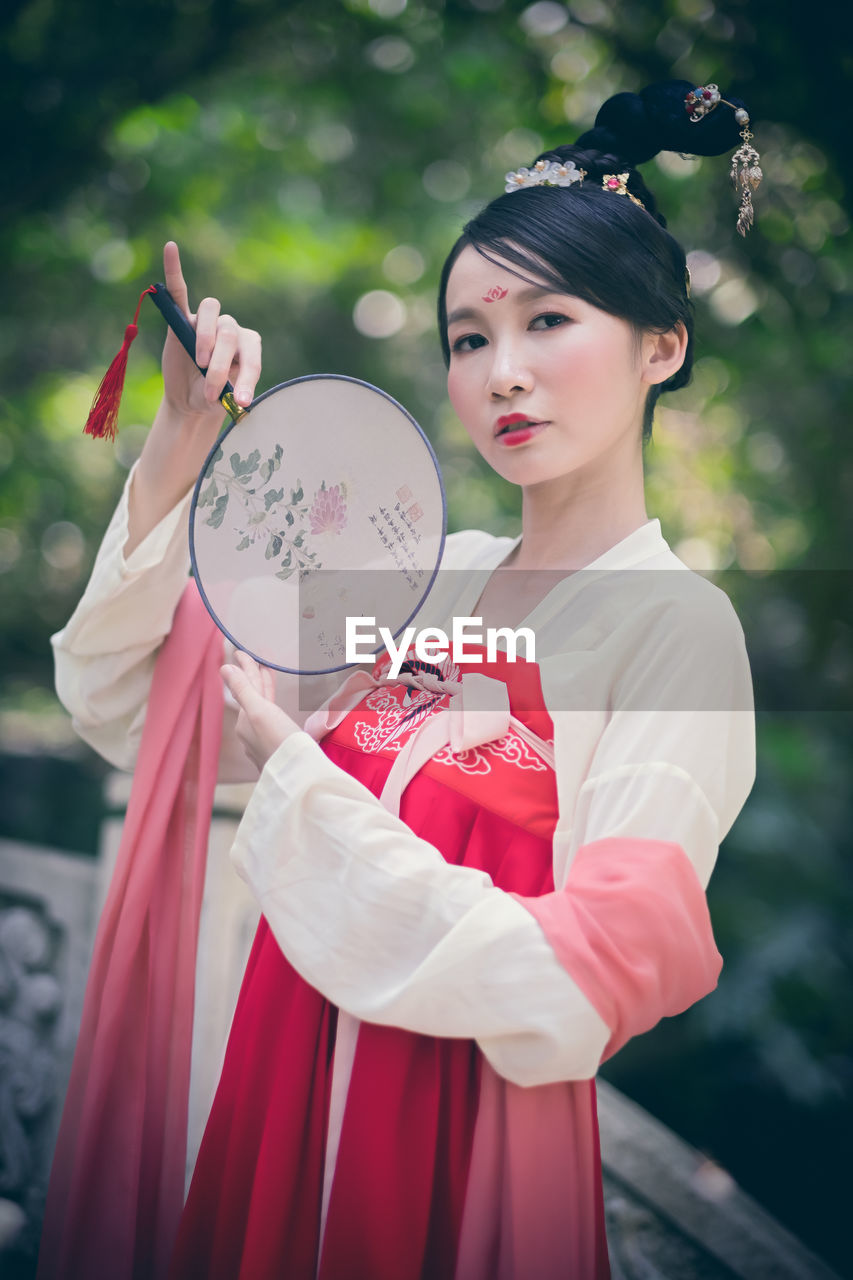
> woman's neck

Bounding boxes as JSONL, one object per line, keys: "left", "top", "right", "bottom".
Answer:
{"left": 511, "top": 453, "right": 649, "bottom": 572}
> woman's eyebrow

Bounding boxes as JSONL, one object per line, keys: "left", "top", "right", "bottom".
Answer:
{"left": 446, "top": 285, "right": 564, "bottom": 327}
{"left": 445, "top": 305, "right": 481, "bottom": 327}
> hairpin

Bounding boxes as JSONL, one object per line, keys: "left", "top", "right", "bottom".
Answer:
{"left": 505, "top": 157, "right": 652, "bottom": 214}
{"left": 601, "top": 173, "right": 645, "bottom": 209}
{"left": 504, "top": 158, "right": 585, "bottom": 192}
{"left": 685, "top": 84, "right": 762, "bottom": 235}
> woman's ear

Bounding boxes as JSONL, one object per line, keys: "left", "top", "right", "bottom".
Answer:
{"left": 641, "top": 322, "right": 688, "bottom": 387}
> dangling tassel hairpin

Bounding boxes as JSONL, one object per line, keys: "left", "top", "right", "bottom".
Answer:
{"left": 685, "top": 84, "right": 762, "bottom": 236}
{"left": 729, "top": 117, "right": 762, "bottom": 237}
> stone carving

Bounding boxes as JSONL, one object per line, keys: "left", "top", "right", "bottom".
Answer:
{"left": 0, "top": 900, "right": 64, "bottom": 1272}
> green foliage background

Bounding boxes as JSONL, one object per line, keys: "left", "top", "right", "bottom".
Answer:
{"left": 1, "top": 0, "right": 850, "bottom": 1273}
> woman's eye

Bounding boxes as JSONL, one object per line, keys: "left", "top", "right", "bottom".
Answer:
{"left": 451, "top": 333, "right": 487, "bottom": 354}
{"left": 530, "top": 312, "right": 569, "bottom": 330}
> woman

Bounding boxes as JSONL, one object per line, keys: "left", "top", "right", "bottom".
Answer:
{"left": 46, "top": 80, "right": 756, "bottom": 1279}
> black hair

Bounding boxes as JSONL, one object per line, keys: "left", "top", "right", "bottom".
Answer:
{"left": 438, "top": 79, "right": 749, "bottom": 441}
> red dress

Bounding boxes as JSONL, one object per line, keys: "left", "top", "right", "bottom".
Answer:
{"left": 170, "top": 650, "right": 611, "bottom": 1279}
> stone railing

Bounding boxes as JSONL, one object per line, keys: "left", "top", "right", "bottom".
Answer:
{"left": 0, "top": 776, "right": 843, "bottom": 1280}
{"left": 599, "top": 1082, "right": 839, "bottom": 1280}
{"left": 0, "top": 837, "right": 99, "bottom": 1274}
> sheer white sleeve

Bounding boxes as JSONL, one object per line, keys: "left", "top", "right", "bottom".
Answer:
{"left": 230, "top": 729, "right": 611, "bottom": 1086}
{"left": 51, "top": 464, "right": 195, "bottom": 772}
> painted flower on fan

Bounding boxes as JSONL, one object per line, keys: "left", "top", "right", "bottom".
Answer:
{"left": 504, "top": 159, "right": 584, "bottom": 193}
{"left": 309, "top": 483, "right": 348, "bottom": 535}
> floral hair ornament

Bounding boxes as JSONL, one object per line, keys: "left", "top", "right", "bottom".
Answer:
{"left": 505, "top": 156, "right": 648, "bottom": 210}
{"left": 685, "top": 83, "right": 762, "bottom": 236}
{"left": 602, "top": 173, "right": 645, "bottom": 209}
{"left": 504, "top": 157, "right": 586, "bottom": 192}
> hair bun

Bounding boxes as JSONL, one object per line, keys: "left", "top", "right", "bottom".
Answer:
{"left": 576, "top": 79, "right": 749, "bottom": 167}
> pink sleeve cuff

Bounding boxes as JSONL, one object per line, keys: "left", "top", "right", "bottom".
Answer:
{"left": 511, "top": 836, "right": 722, "bottom": 1062}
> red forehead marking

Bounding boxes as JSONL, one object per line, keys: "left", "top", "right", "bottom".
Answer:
{"left": 482, "top": 285, "right": 508, "bottom": 302}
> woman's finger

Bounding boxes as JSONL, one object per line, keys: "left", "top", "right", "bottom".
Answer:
{"left": 233, "top": 328, "right": 262, "bottom": 407}
{"left": 258, "top": 662, "right": 276, "bottom": 702}
{"left": 240, "top": 655, "right": 276, "bottom": 703}
{"left": 204, "top": 313, "right": 241, "bottom": 403}
{"left": 163, "top": 240, "right": 191, "bottom": 316}
{"left": 234, "top": 649, "right": 267, "bottom": 697}
{"left": 194, "top": 297, "right": 222, "bottom": 371}
{"left": 221, "top": 663, "right": 261, "bottom": 712}
{"left": 220, "top": 663, "right": 242, "bottom": 702}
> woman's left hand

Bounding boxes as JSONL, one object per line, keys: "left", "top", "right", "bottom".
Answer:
{"left": 221, "top": 650, "right": 301, "bottom": 772}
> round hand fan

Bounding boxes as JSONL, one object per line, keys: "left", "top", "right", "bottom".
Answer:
{"left": 150, "top": 284, "right": 447, "bottom": 675}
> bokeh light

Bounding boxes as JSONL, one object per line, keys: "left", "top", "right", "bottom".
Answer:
{"left": 709, "top": 277, "right": 760, "bottom": 326}
{"left": 353, "top": 290, "right": 407, "bottom": 338}
{"left": 382, "top": 244, "right": 426, "bottom": 285}
{"left": 41, "top": 522, "right": 85, "bottom": 574}
{"left": 422, "top": 160, "right": 471, "bottom": 202}
{"left": 366, "top": 37, "right": 415, "bottom": 74}
{"left": 519, "top": 2, "right": 570, "bottom": 36}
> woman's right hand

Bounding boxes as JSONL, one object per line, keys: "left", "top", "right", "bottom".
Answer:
{"left": 124, "top": 241, "right": 264, "bottom": 558}
{"left": 161, "top": 240, "right": 262, "bottom": 419}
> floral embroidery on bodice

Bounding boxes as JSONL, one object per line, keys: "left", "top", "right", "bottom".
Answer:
{"left": 339, "top": 643, "right": 554, "bottom": 782}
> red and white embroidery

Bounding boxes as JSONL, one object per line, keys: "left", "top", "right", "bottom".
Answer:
{"left": 432, "top": 730, "right": 549, "bottom": 775}
{"left": 348, "top": 644, "right": 551, "bottom": 774}
{"left": 353, "top": 684, "right": 449, "bottom": 755}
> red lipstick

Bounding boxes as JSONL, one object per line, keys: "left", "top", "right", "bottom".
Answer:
{"left": 494, "top": 413, "right": 547, "bottom": 446}
{"left": 495, "top": 413, "right": 532, "bottom": 433}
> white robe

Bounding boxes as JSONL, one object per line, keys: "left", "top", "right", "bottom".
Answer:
{"left": 52, "top": 461, "right": 755, "bottom": 1095}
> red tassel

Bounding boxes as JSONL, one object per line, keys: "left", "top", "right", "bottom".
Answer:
{"left": 84, "top": 286, "right": 155, "bottom": 441}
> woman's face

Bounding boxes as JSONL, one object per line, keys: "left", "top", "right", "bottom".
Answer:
{"left": 445, "top": 245, "right": 658, "bottom": 493}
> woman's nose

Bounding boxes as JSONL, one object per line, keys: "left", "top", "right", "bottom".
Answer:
{"left": 486, "top": 342, "right": 533, "bottom": 399}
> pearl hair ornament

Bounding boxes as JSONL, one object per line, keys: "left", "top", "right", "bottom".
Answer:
{"left": 685, "top": 83, "right": 762, "bottom": 236}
